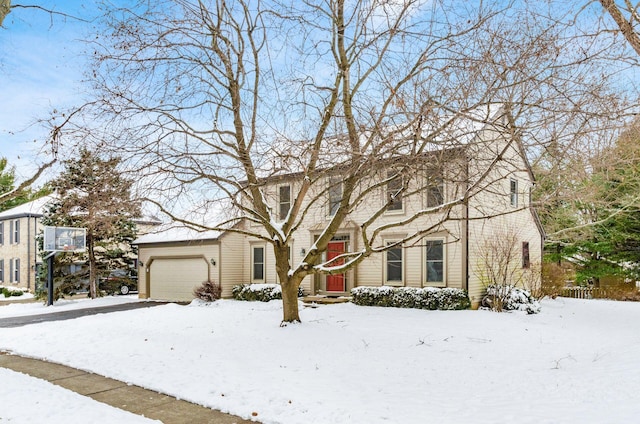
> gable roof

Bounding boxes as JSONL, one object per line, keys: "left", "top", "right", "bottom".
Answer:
{"left": 0, "top": 195, "right": 54, "bottom": 220}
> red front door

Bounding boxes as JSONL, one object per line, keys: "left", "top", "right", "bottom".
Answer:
{"left": 326, "top": 241, "right": 346, "bottom": 292}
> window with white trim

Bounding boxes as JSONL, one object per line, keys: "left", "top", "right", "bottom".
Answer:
{"left": 385, "top": 241, "right": 403, "bottom": 284}
{"left": 386, "top": 170, "right": 403, "bottom": 212}
{"left": 328, "top": 176, "right": 343, "bottom": 216}
{"left": 510, "top": 179, "right": 518, "bottom": 207}
{"left": 9, "top": 219, "right": 19, "bottom": 244}
{"left": 0, "top": 259, "right": 4, "bottom": 283}
{"left": 278, "top": 185, "right": 291, "bottom": 221}
{"left": 10, "top": 258, "right": 20, "bottom": 283}
{"left": 426, "top": 171, "right": 444, "bottom": 208}
{"left": 0, "top": 222, "right": 4, "bottom": 245}
{"left": 252, "top": 245, "right": 265, "bottom": 282}
{"left": 425, "top": 239, "right": 445, "bottom": 285}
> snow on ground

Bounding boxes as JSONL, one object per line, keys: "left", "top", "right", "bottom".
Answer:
{"left": 1, "top": 297, "right": 640, "bottom": 423}
{"left": 0, "top": 295, "right": 142, "bottom": 318}
{"left": 0, "top": 368, "right": 160, "bottom": 423}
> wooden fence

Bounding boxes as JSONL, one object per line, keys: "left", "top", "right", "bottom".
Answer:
{"left": 560, "top": 286, "right": 602, "bottom": 299}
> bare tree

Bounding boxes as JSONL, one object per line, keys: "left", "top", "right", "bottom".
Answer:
{"left": 78, "top": 0, "right": 634, "bottom": 323}
{"left": 599, "top": 0, "right": 640, "bottom": 57}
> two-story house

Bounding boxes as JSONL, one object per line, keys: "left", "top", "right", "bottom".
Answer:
{"left": 0, "top": 196, "right": 52, "bottom": 290}
{"left": 134, "top": 106, "right": 544, "bottom": 307}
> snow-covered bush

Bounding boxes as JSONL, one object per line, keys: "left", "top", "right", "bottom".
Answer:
{"left": 482, "top": 284, "right": 541, "bottom": 314}
{"left": 232, "top": 283, "right": 304, "bottom": 302}
{"left": 351, "top": 286, "right": 470, "bottom": 310}
{"left": 193, "top": 280, "right": 222, "bottom": 302}
{"left": 1, "top": 287, "right": 25, "bottom": 298}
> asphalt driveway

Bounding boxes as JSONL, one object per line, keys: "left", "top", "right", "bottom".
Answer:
{"left": 0, "top": 301, "right": 171, "bottom": 328}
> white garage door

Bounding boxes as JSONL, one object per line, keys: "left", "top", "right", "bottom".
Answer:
{"left": 150, "top": 258, "right": 208, "bottom": 302}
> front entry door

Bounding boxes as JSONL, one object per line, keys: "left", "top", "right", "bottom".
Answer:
{"left": 326, "top": 241, "right": 346, "bottom": 292}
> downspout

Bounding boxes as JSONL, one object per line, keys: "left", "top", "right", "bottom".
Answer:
{"left": 27, "top": 215, "right": 31, "bottom": 290}
{"left": 464, "top": 157, "right": 470, "bottom": 293}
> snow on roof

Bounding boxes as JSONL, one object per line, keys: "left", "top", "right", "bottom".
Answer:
{"left": 0, "top": 195, "right": 55, "bottom": 219}
{"left": 133, "top": 224, "right": 222, "bottom": 244}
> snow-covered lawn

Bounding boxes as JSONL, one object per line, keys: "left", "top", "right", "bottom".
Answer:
{"left": 1, "top": 297, "right": 639, "bottom": 423}
{"left": 0, "top": 294, "right": 142, "bottom": 318}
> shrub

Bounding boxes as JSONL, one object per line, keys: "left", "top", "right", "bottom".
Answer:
{"left": 541, "top": 262, "right": 572, "bottom": 299}
{"left": 351, "top": 286, "right": 470, "bottom": 310}
{"left": 482, "top": 284, "right": 541, "bottom": 314}
{"left": 1, "top": 287, "right": 25, "bottom": 298}
{"left": 193, "top": 280, "right": 222, "bottom": 302}
{"left": 232, "top": 283, "right": 304, "bottom": 302}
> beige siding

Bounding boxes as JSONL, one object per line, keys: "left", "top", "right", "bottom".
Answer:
{"left": 0, "top": 216, "right": 42, "bottom": 291}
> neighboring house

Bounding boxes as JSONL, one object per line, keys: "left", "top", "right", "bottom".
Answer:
{"left": 0, "top": 196, "right": 52, "bottom": 290}
{"left": 135, "top": 106, "right": 545, "bottom": 307}
{"left": 0, "top": 195, "right": 161, "bottom": 291}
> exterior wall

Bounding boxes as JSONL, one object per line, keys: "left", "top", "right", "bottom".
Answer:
{"left": 241, "top": 157, "right": 470, "bottom": 295}
{"left": 0, "top": 215, "right": 42, "bottom": 291}
{"left": 466, "top": 125, "right": 543, "bottom": 307}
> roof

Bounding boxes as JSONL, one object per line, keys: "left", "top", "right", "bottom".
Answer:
{"left": 0, "top": 194, "right": 163, "bottom": 227}
{"left": 249, "top": 103, "right": 506, "bottom": 182}
{"left": 133, "top": 224, "right": 222, "bottom": 244}
{"left": 0, "top": 195, "right": 54, "bottom": 219}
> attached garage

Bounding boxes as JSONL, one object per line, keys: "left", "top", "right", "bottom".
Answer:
{"left": 148, "top": 256, "right": 209, "bottom": 302}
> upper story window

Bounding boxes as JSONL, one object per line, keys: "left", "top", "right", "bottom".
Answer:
{"left": 328, "top": 176, "right": 343, "bottom": 216}
{"left": 426, "top": 171, "right": 444, "bottom": 208}
{"left": 0, "top": 222, "right": 3, "bottom": 245}
{"left": 386, "top": 170, "right": 403, "bottom": 212}
{"left": 9, "top": 219, "right": 19, "bottom": 244}
{"left": 278, "top": 185, "right": 291, "bottom": 221}
{"left": 510, "top": 179, "right": 518, "bottom": 208}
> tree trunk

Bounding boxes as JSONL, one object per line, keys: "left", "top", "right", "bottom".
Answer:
{"left": 280, "top": 277, "right": 301, "bottom": 325}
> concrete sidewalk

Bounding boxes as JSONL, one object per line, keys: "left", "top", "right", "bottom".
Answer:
{"left": 0, "top": 352, "right": 256, "bottom": 424}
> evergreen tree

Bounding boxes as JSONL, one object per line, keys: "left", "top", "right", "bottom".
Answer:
{"left": 0, "top": 157, "right": 50, "bottom": 212}
{"left": 43, "top": 149, "right": 141, "bottom": 298}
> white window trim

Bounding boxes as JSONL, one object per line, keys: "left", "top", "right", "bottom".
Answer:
{"left": 384, "top": 239, "right": 404, "bottom": 286}
{"left": 327, "top": 176, "right": 343, "bottom": 217}
{"left": 385, "top": 172, "right": 405, "bottom": 214}
{"left": 278, "top": 184, "right": 292, "bottom": 222}
{"left": 426, "top": 171, "right": 445, "bottom": 208}
{"left": 424, "top": 237, "right": 446, "bottom": 287}
{"left": 510, "top": 178, "right": 518, "bottom": 208}
{"left": 251, "top": 244, "right": 266, "bottom": 282}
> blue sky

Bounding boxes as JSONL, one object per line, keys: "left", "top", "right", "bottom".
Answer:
{"left": 0, "top": 1, "right": 98, "bottom": 181}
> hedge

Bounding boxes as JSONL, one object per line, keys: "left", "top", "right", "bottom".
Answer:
{"left": 351, "top": 286, "right": 471, "bottom": 310}
{"left": 232, "top": 283, "right": 304, "bottom": 302}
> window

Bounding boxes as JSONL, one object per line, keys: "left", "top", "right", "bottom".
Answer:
{"left": 386, "top": 241, "right": 403, "bottom": 283}
{"left": 0, "top": 222, "right": 3, "bottom": 245}
{"left": 10, "top": 258, "right": 19, "bottom": 283}
{"left": 386, "top": 171, "right": 403, "bottom": 212}
{"left": 0, "top": 259, "right": 3, "bottom": 282}
{"left": 328, "top": 176, "right": 343, "bottom": 216}
{"left": 425, "top": 239, "right": 444, "bottom": 284}
{"left": 9, "top": 219, "right": 19, "bottom": 244}
{"left": 427, "top": 173, "right": 444, "bottom": 208}
{"left": 510, "top": 179, "right": 518, "bottom": 207}
{"left": 522, "top": 242, "right": 530, "bottom": 269}
{"left": 278, "top": 185, "right": 291, "bottom": 221}
{"left": 252, "top": 246, "right": 265, "bottom": 281}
